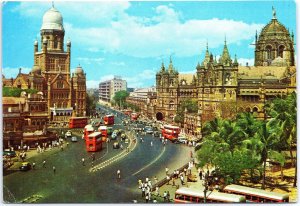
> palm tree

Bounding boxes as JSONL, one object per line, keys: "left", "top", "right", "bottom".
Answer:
{"left": 254, "top": 118, "right": 284, "bottom": 189}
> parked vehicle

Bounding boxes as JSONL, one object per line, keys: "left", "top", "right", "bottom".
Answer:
{"left": 71, "top": 136, "right": 78, "bottom": 142}
{"left": 19, "top": 162, "right": 31, "bottom": 171}
{"left": 145, "top": 126, "right": 153, "bottom": 134}
{"left": 65, "top": 131, "right": 72, "bottom": 138}
{"left": 3, "top": 150, "right": 16, "bottom": 157}
{"left": 178, "top": 135, "right": 188, "bottom": 144}
{"left": 113, "top": 142, "right": 120, "bottom": 149}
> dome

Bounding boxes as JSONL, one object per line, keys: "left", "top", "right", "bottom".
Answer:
{"left": 34, "top": 40, "right": 38, "bottom": 46}
{"left": 260, "top": 19, "right": 289, "bottom": 37}
{"left": 66, "top": 39, "right": 71, "bottom": 46}
{"left": 31, "top": 65, "right": 41, "bottom": 74}
{"left": 75, "top": 65, "right": 84, "bottom": 74}
{"left": 41, "top": 6, "right": 64, "bottom": 31}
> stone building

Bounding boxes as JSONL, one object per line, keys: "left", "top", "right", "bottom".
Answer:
{"left": 2, "top": 5, "right": 87, "bottom": 123}
{"left": 129, "top": 8, "right": 296, "bottom": 136}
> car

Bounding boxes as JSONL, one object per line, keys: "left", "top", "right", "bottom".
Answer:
{"left": 178, "top": 135, "right": 188, "bottom": 144}
{"left": 3, "top": 150, "right": 16, "bottom": 157}
{"left": 153, "top": 131, "right": 160, "bottom": 137}
{"left": 121, "top": 133, "right": 127, "bottom": 140}
{"left": 71, "top": 136, "right": 78, "bottom": 142}
{"left": 111, "top": 132, "right": 118, "bottom": 140}
{"left": 124, "top": 138, "right": 129, "bottom": 144}
{"left": 113, "top": 142, "right": 120, "bottom": 149}
{"left": 65, "top": 131, "right": 72, "bottom": 138}
{"left": 145, "top": 126, "right": 153, "bottom": 134}
{"left": 19, "top": 162, "right": 31, "bottom": 171}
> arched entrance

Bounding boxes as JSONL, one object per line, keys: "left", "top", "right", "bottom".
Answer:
{"left": 156, "top": 112, "right": 164, "bottom": 121}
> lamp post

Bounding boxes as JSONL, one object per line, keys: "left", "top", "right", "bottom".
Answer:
{"left": 202, "top": 173, "right": 208, "bottom": 203}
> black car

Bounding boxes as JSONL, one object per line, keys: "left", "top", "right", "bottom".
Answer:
{"left": 19, "top": 162, "right": 31, "bottom": 171}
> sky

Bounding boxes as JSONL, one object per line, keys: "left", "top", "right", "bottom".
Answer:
{"left": 2, "top": 1, "right": 297, "bottom": 89}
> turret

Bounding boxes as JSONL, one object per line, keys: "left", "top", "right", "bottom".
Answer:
{"left": 66, "top": 38, "right": 71, "bottom": 53}
{"left": 42, "top": 38, "right": 48, "bottom": 53}
{"left": 34, "top": 40, "right": 38, "bottom": 53}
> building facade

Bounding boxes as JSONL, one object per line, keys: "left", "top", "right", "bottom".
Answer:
{"left": 98, "top": 76, "right": 127, "bottom": 104}
{"left": 129, "top": 8, "right": 296, "bottom": 136}
{"left": 2, "top": 5, "right": 87, "bottom": 123}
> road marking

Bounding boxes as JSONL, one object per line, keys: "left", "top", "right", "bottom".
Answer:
{"left": 132, "top": 145, "right": 166, "bottom": 176}
{"left": 89, "top": 131, "right": 138, "bottom": 173}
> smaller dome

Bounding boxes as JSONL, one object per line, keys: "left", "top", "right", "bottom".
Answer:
{"left": 66, "top": 39, "right": 71, "bottom": 46}
{"left": 34, "top": 40, "right": 38, "bottom": 46}
{"left": 75, "top": 65, "right": 84, "bottom": 74}
{"left": 31, "top": 65, "right": 41, "bottom": 74}
{"left": 43, "top": 39, "right": 48, "bottom": 44}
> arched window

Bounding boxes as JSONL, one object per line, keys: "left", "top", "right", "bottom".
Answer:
{"left": 266, "top": 45, "right": 272, "bottom": 60}
{"left": 278, "top": 45, "right": 284, "bottom": 58}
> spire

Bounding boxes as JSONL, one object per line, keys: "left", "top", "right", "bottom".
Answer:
{"left": 168, "top": 55, "right": 174, "bottom": 73}
{"left": 272, "top": 6, "right": 277, "bottom": 20}
{"left": 255, "top": 30, "right": 258, "bottom": 43}
{"left": 160, "top": 61, "right": 165, "bottom": 72}
{"left": 220, "top": 36, "right": 232, "bottom": 66}
{"left": 291, "top": 31, "right": 294, "bottom": 43}
{"left": 234, "top": 54, "right": 238, "bottom": 64}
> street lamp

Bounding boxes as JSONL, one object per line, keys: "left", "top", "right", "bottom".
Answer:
{"left": 202, "top": 173, "right": 208, "bottom": 203}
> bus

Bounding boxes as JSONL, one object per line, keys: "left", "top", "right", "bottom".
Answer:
{"left": 86, "top": 132, "right": 102, "bottom": 152}
{"left": 131, "top": 112, "right": 139, "bottom": 121}
{"left": 162, "top": 125, "right": 180, "bottom": 141}
{"left": 174, "top": 187, "right": 246, "bottom": 203}
{"left": 223, "top": 184, "right": 289, "bottom": 203}
{"left": 98, "top": 126, "right": 108, "bottom": 142}
{"left": 69, "top": 117, "right": 88, "bottom": 128}
{"left": 103, "top": 115, "right": 114, "bottom": 125}
{"left": 84, "top": 124, "right": 94, "bottom": 140}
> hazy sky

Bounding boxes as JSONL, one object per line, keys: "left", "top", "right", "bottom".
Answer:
{"left": 2, "top": 1, "right": 296, "bottom": 88}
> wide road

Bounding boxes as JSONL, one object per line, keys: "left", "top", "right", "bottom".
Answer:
{"left": 3, "top": 107, "right": 192, "bottom": 203}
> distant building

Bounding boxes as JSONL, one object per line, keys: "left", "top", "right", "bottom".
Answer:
{"left": 127, "top": 88, "right": 134, "bottom": 93}
{"left": 98, "top": 76, "right": 127, "bottom": 104}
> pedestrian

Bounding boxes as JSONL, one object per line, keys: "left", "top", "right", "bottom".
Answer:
{"left": 154, "top": 176, "right": 158, "bottom": 184}
{"left": 190, "top": 151, "right": 193, "bottom": 158}
{"left": 61, "top": 145, "right": 64, "bottom": 151}
{"left": 180, "top": 175, "right": 184, "bottom": 185}
{"left": 200, "top": 170, "right": 203, "bottom": 180}
{"left": 163, "top": 191, "right": 167, "bottom": 202}
{"left": 155, "top": 186, "right": 159, "bottom": 196}
{"left": 150, "top": 141, "right": 153, "bottom": 147}
{"left": 167, "top": 191, "right": 170, "bottom": 202}
{"left": 145, "top": 193, "right": 149, "bottom": 203}
{"left": 82, "top": 158, "right": 85, "bottom": 166}
{"left": 142, "top": 186, "right": 146, "bottom": 197}
{"left": 184, "top": 168, "right": 187, "bottom": 176}
{"left": 126, "top": 147, "right": 129, "bottom": 152}
{"left": 165, "top": 167, "right": 169, "bottom": 175}
{"left": 172, "top": 177, "right": 175, "bottom": 187}
{"left": 43, "top": 160, "right": 46, "bottom": 168}
{"left": 117, "top": 169, "right": 121, "bottom": 179}
{"left": 153, "top": 198, "right": 157, "bottom": 203}
{"left": 53, "top": 166, "right": 56, "bottom": 174}
{"left": 166, "top": 175, "right": 170, "bottom": 185}
{"left": 32, "top": 162, "right": 36, "bottom": 170}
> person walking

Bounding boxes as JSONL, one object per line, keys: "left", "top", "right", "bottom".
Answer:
{"left": 53, "top": 166, "right": 56, "bottom": 174}
{"left": 141, "top": 186, "right": 146, "bottom": 197}
{"left": 145, "top": 193, "right": 149, "bottom": 203}
{"left": 154, "top": 176, "right": 158, "bottom": 184}
{"left": 82, "top": 158, "right": 85, "bottom": 166}
{"left": 163, "top": 191, "right": 167, "bottom": 202}
{"left": 32, "top": 162, "right": 36, "bottom": 170}
{"left": 166, "top": 191, "right": 170, "bottom": 202}
{"left": 42, "top": 160, "right": 46, "bottom": 168}
{"left": 155, "top": 186, "right": 159, "bottom": 196}
{"left": 117, "top": 169, "right": 121, "bottom": 179}
{"left": 180, "top": 175, "right": 184, "bottom": 185}
{"left": 150, "top": 141, "right": 153, "bottom": 147}
{"left": 200, "top": 170, "right": 203, "bottom": 180}
{"left": 165, "top": 167, "right": 169, "bottom": 175}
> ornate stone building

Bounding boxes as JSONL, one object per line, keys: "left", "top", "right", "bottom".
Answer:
{"left": 3, "top": 5, "right": 87, "bottom": 123}
{"left": 128, "top": 8, "right": 296, "bottom": 136}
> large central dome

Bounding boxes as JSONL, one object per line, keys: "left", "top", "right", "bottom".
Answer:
{"left": 41, "top": 6, "right": 64, "bottom": 31}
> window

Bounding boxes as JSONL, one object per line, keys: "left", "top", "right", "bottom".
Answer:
{"left": 266, "top": 45, "right": 272, "bottom": 60}
{"left": 278, "top": 45, "right": 284, "bottom": 58}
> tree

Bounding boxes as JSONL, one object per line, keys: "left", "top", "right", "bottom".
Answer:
{"left": 254, "top": 118, "right": 284, "bottom": 189}
{"left": 3, "top": 87, "right": 38, "bottom": 97}
{"left": 86, "top": 93, "right": 97, "bottom": 116}
{"left": 113, "top": 90, "right": 129, "bottom": 109}
{"left": 174, "top": 98, "right": 198, "bottom": 124}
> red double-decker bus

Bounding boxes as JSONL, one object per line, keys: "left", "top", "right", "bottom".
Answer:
{"left": 98, "top": 126, "right": 108, "bottom": 142}
{"left": 86, "top": 132, "right": 102, "bottom": 152}
{"left": 162, "top": 125, "right": 180, "bottom": 141}
{"left": 131, "top": 113, "right": 139, "bottom": 121}
{"left": 84, "top": 124, "right": 94, "bottom": 140}
{"left": 69, "top": 117, "right": 88, "bottom": 128}
{"left": 103, "top": 115, "right": 114, "bottom": 125}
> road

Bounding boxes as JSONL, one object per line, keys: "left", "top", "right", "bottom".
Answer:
{"left": 3, "top": 106, "right": 193, "bottom": 203}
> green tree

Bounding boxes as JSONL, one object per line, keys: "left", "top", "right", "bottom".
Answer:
{"left": 3, "top": 87, "right": 38, "bottom": 97}
{"left": 113, "top": 90, "right": 129, "bottom": 109}
{"left": 254, "top": 119, "right": 284, "bottom": 189}
{"left": 86, "top": 93, "right": 97, "bottom": 116}
{"left": 174, "top": 98, "right": 198, "bottom": 124}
